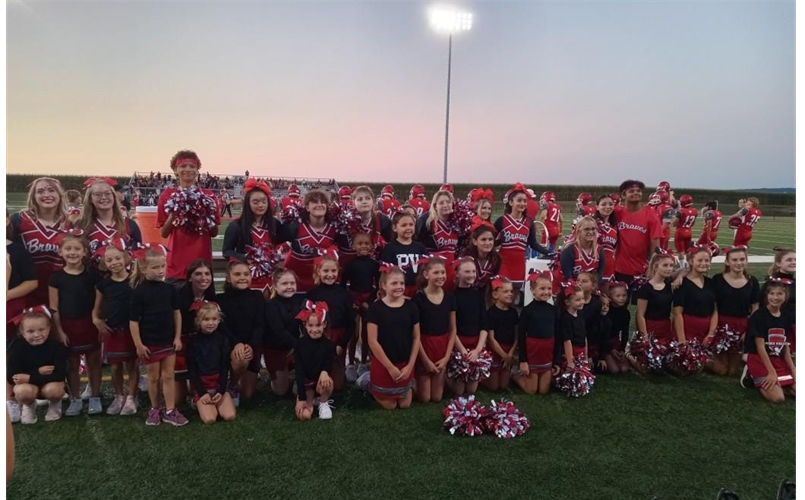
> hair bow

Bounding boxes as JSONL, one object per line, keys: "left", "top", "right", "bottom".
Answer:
{"left": 131, "top": 243, "right": 169, "bottom": 261}
{"left": 609, "top": 280, "right": 629, "bottom": 291}
{"left": 721, "top": 245, "right": 748, "bottom": 255}
{"left": 379, "top": 263, "right": 399, "bottom": 274}
{"left": 768, "top": 277, "right": 794, "bottom": 286}
{"left": 83, "top": 177, "right": 118, "bottom": 188}
{"left": 314, "top": 248, "right": 339, "bottom": 266}
{"left": 452, "top": 256, "right": 475, "bottom": 271}
{"left": 560, "top": 280, "right": 579, "bottom": 297}
{"left": 189, "top": 300, "right": 220, "bottom": 312}
{"left": 244, "top": 178, "right": 272, "bottom": 197}
{"left": 489, "top": 275, "right": 505, "bottom": 290}
{"left": 469, "top": 188, "right": 494, "bottom": 205}
{"left": 93, "top": 237, "right": 128, "bottom": 259}
{"left": 686, "top": 244, "right": 711, "bottom": 256}
{"left": 416, "top": 254, "right": 439, "bottom": 267}
{"left": 10, "top": 305, "right": 52, "bottom": 325}
{"left": 296, "top": 300, "right": 329, "bottom": 323}
{"left": 654, "top": 247, "right": 673, "bottom": 257}
{"left": 527, "top": 271, "right": 553, "bottom": 283}
{"left": 470, "top": 219, "right": 494, "bottom": 234}
{"left": 62, "top": 228, "right": 84, "bottom": 237}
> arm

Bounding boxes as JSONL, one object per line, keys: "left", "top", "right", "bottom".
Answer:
{"left": 755, "top": 337, "right": 779, "bottom": 388}
{"left": 127, "top": 219, "right": 143, "bottom": 245}
{"left": 6, "top": 280, "right": 37, "bottom": 302}
{"left": 560, "top": 247, "right": 575, "bottom": 281}
{"left": 186, "top": 343, "right": 206, "bottom": 398}
{"left": 293, "top": 349, "right": 308, "bottom": 401}
{"left": 221, "top": 220, "right": 244, "bottom": 259}
{"left": 48, "top": 285, "right": 66, "bottom": 344}
{"left": 91, "top": 289, "right": 111, "bottom": 337}
{"left": 636, "top": 299, "right": 648, "bottom": 335}
{"left": 488, "top": 330, "right": 506, "bottom": 359}
{"left": 404, "top": 324, "right": 421, "bottom": 378}
{"left": 563, "top": 340, "right": 574, "bottom": 368}
{"left": 250, "top": 297, "right": 265, "bottom": 348}
{"left": 527, "top": 220, "right": 550, "bottom": 255}
{"left": 173, "top": 310, "right": 182, "bottom": 350}
{"left": 366, "top": 322, "right": 395, "bottom": 373}
{"left": 30, "top": 343, "right": 67, "bottom": 386}
{"left": 265, "top": 303, "right": 298, "bottom": 350}
{"left": 558, "top": 212, "right": 564, "bottom": 234}
{"left": 217, "top": 337, "right": 231, "bottom": 396}
{"left": 673, "top": 306, "right": 686, "bottom": 343}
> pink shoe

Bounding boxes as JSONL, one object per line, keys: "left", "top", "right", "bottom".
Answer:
{"left": 145, "top": 407, "right": 161, "bottom": 426}
{"left": 161, "top": 408, "right": 189, "bottom": 427}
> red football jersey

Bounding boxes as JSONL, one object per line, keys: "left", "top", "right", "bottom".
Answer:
{"left": 738, "top": 207, "right": 762, "bottom": 231}
{"left": 379, "top": 198, "right": 401, "bottom": 218}
{"left": 408, "top": 198, "right": 430, "bottom": 218}
{"left": 281, "top": 196, "right": 302, "bottom": 211}
{"left": 542, "top": 201, "right": 562, "bottom": 231}
{"left": 676, "top": 207, "right": 698, "bottom": 229}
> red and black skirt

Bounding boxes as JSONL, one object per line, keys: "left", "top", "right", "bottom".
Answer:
{"left": 746, "top": 354, "right": 794, "bottom": 388}
{"left": 679, "top": 314, "right": 711, "bottom": 343}
{"left": 103, "top": 327, "right": 137, "bottom": 361}
{"left": 645, "top": 318, "right": 673, "bottom": 344}
{"left": 525, "top": 337, "right": 555, "bottom": 374}
{"left": 192, "top": 373, "right": 221, "bottom": 403}
{"left": 60, "top": 316, "right": 100, "bottom": 354}
{"left": 457, "top": 335, "right": 480, "bottom": 352}
{"left": 490, "top": 343, "right": 514, "bottom": 372}
{"left": 369, "top": 360, "right": 414, "bottom": 400}
{"left": 142, "top": 344, "right": 175, "bottom": 365}
{"left": 416, "top": 333, "right": 450, "bottom": 376}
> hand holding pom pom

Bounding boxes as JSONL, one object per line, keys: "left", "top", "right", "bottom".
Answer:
{"left": 555, "top": 356, "right": 595, "bottom": 397}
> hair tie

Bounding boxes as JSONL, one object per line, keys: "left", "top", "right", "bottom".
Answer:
{"left": 313, "top": 248, "right": 339, "bottom": 266}
{"left": 189, "top": 300, "right": 220, "bottom": 312}
{"left": 10, "top": 305, "right": 52, "bottom": 326}
{"left": 296, "top": 300, "right": 329, "bottom": 323}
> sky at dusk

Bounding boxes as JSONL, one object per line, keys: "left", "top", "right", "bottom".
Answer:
{"left": 6, "top": 1, "right": 795, "bottom": 189}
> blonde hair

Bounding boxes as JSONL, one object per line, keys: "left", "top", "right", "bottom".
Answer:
{"left": 453, "top": 256, "right": 476, "bottom": 284}
{"left": 130, "top": 250, "right": 167, "bottom": 288}
{"left": 25, "top": 177, "right": 67, "bottom": 224}
{"left": 351, "top": 185, "right": 376, "bottom": 203}
{"left": 769, "top": 247, "right": 795, "bottom": 276}
{"left": 377, "top": 267, "right": 406, "bottom": 300}
{"left": 269, "top": 267, "right": 298, "bottom": 299}
{"left": 567, "top": 216, "right": 599, "bottom": 258}
{"left": 747, "top": 197, "right": 760, "bottom": 209}
{"left": 194, "top": 303, "right": 222, "bottom": 330}
{"left": 312, "top": 254, "right": 339, "bottom": 286}
{"left": 77, "top": 180, "right": 127, "bottom": 236}
{"left": 426, "top": 190, "right": 454, "bottom": 228}
{"left": 646, "top": 253, "right": 675, "bottom": 280}
{"left": 98, "top": 245, "right": 131, "bottom": 273}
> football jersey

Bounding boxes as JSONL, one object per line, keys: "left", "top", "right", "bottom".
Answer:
{"left": 379, "top": 198, "right": 401, "bottom": 218}
{"left": 737, "top": 207, "right": 762, "bottom": 231}
{"left": 408, "top": 198, "right": 430, "bottom": 218}
{"left": 676, "top": 207, "right": 698, "bottom": 230}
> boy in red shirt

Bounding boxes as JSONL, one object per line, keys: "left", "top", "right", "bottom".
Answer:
{"left": 614, "top": 180, "right": 662, "bottom": 293}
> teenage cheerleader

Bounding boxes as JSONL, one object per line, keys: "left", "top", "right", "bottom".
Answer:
{"left": 768, "top": 247, "right": 795, "bottom": 354}
{"left": 469, "top": 189, "right": 494, "bottom": 231}
{"left": 561, "top": 216, "right": 604, "bottom": 282}
{"left": 6, "top": 212, "right": 37, "bottom": 344}
{"left": 484, "top": 277, "right": 518, "bottom": 391}
{"left": 92, "top": 241, "right": 139, "bottom": 415}
{"left": 710, "top": 246, "right": 760, "bottom": 376}
{"left": 129, "top": 245, "right": 187, "bottom": 426}
{"left": 306, "top": 250, "right": 354, "bottom": 390}
{"left": 48, "top": 232, "right": 102, "bottom": 416}
{"left": 594, "top": 195, "right": 618, "bottom": 283}
{"left": 465, "top": 224, "right": 502, "bottom": 290}
{"left": 576, "top": 272, "right": 609, "bottom": 371}
{"left": 408, "top": 185, "right": 430, "bottom": 218}
{"left": 673, "top": 246, "right": 717, "bottom": 347}
{"left": 558, "top": 281, "right": 589, "bottom": 369}
{"left": 337, "top": 186, "right": 393, "bottom": 269}
{"left": 744, "top": 279, "right": 796, "bottom": 403}
{"left": 539, "top": 191, "right": 563, "bottom": 253}
{"left": 342, "top": 232, "right": 380, "bottom": 382}
{"left": 416, "top": 189, "right": 459, "bottom": 290}
{"left": 730, "top": 197, "right": 762, "bottom": 248}
{"left": 264, "top": 268, "right": 305, "bottom": 396}
{"left": 380, "top": 211, "right": 427, "bottom": 298}
{"left": 494, "top": 183, "right": 549, "bottom": 290}
{"left": 672, "top": 195, "right": 698, "bottom": 260}
{"left": 187, "top": 301, "right": 236, "bottom": 424}
{"left": 604, "top": 282, "right": 630, "bottom": 374}
{"left": 76, "top": 178, "right": 142, "bottom": 261}
{"left": 222, "top": 178, "right": 279, "bottom": 292}
{"left": 449, "top": 257, "right": 489, "bottom": 396}
{"left": 516, "top": 272, "right": 558, "bottom": 395}
{"left": 294, "top": 301, "right": 336, "bottom": 420}
{"left": 366, "top": 265, "right": 421, "bottom": 410}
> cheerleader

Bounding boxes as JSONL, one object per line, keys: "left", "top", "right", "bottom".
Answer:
{"left": 516, "top": 272, "right": 558, "bottom": 395}
{"left": 342, "top": 232, "right": 380, "bottom": 382}
{"left": 264, "top": 268, "right": 305, "bottom": 396}
{"left": 494, "top": 183, "right": 549, "bottom": 290}
{"left": 604, "top": 282, "right": 630, "bottom": 374}
{"left": 187, "top": 301, "right": 236, "bottom": 424}
{"left": 277, "top": 189, "right": 337, "bottom": 292}
{"left": 539, "top": 191, "right": 563, "bottom": 253}
{"left": 413, "top": 256, "right": 456, "bottom": 403}
{"left": 673, "top": 246, "right": 717, "bottom": 349}
{"left": 48, "top": 232, "right": 102, "bottom": 416}
{"left": 416, "top": 189, "right": 459, "bottom": 290}
{"left": 129, "top": 245, "right": 187, "bottom": 426}
{"left": 448, "top": 257, "right": 489, "bottom": 396}
{"left": 408, "top": 184, "right": 430, "bottom": 218}
{"left": 594, "top": 195, "right": 618, "bottom": 283}
{"left": 294, "top": 301, "right": 336, "bottom": 420}
{"left": 730, "top": 197, "right": 762, "bottom": 248}
{"left": 7, "top": 307, "right": 67, "bottom": 424}
{"left": 6, "top": 212, "right": 37, "bottom": 344}
{"left": 465, "top": 224, "right": 502, "bottom": 290}
{"left": 558, "top": 281, "right": 589, "bottom": 369}
{"left": 216, "top": 259, "right": 265, "bottom": 404}
{"left": 483, "top": 277, "right": 518, "bottom": 391}
{"left": 560, "top": 216, "right": 604, "bottom": 282}
{"left": 380, "top": 211, "right": 426, "bottom": 298}
{"left": 366, "top": 266, "right": 421, "bottom": 410}
{"left": 76, "top": 177, "right": 142, "bottom": 261}
{"left": 768, "top": 247, "right": 795, "bottom": 354}
{"left": 469, "top": 188, "right": 494, "bottom": 231}
{"left": 710, "top": 246, "right": 760, "bottom": 376}
{"left": 306, "top": 250, "right": 354, "bottom": 390}
{"left": 337, "top": 186, "right": 392, "bottom": 269}
{"left": 632, "top": 251, "right": 676, "bottom": 372}
{"left": 92, "top": 241, "right": 139, "bottom": 415}
{"left": 222, "top": 178, "right": 279, "bottom": 292}
{"left": 576, "top": 272, "right": 609, "bottom": 371}
{"left": 744, "top": 279, "right": 796, "bottom": 403}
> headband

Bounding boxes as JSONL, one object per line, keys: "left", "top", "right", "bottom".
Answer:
{"left": 92, "top": 237, "right": 128, "bottom": 260}
{"left": 379, "top": 263, "right": 400, "bottom": 274}
{"left": 10, "top": 305, "right": 52, "bottom": 326}
{"left": 174, "top": 157, "right": 200, "bottom": 169}
{"left": 686, "top": 244, "right": 711, "bottom": 257}
{"left": 131, "top": 243, "right": 169, "bottom": 261}
{"left": 416, "top": 254, "right": 440, "bottom": 267}
{"left": 244, "top": 178, "right": 272, "bottom": 197}
{"left": 296, "top": 300, "right": 329, "bottom": 323}
{"left": 83, "top": 177, "right": 118, "bottom": 188}
{"left": 722, "top": 245, "right": 748, "bottom": 255}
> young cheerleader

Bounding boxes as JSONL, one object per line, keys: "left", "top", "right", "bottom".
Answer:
{"left": 604, "top": 282, "right": 630, "bottom": 374}
{"left": 516, "top": 272, "right": 559, "bottom": 395}
{"left": 559, "top": 281, "right": 589, "bottom": 370}
{"left": 337, "top": 186, "right": 392, "bottom": 269}
{"left": 465, "top": 224, "right": 502, "bottom": 290}
{"left": 484, "top": 277, "right": 518, "bottom": 391}
{"left": 471, "top": 196, "right": 494, "bottom": 231}
{"left": 341, "top": 232, "right": 380, "bottom": 383}
{"left": 306, "top": 250, "right": 354, "bottom": 390}
{"left": 380, "top": 211, "right": 427, "bottom": 298}
{"left": 594, "top": 195, "right": 619, "bottom": 283}
{"left": 366, "top": 266, "right": 421, "bottom": 410}
{"left": 216, "top": 259, "right": 265, "bottom": 404}
{"left": 576, "top": 272, "right": 610, "bottom": 372}
{"left": 129, "top": 245, "right": 187, "bottom": 426}
{"left": 744, "top": 279, "right": 796, "bottom": 403}
{"left": 294, "top": 301, "right": 336, "bottom": 420}
{"left": 413, "top": 256, "right": 456, "bottom": 402}
{"left": 673, "top": 246, "right": 717, "bottom": 345}
{"left": 187, "top": 301, "right": 236, "bottom": 424}
{"left": 416, "top": 190, "right": 460, "bottom": 290}
{"left": 263, "top": 268, "right": 304, "bottom": 397}
{"left": 48, "top": 231, "right": 102, "bottom": 416}
{"left": 92, "top": 240, "right": 139, "bottom": 415}
{"left": 7, "top": 307, "right": 67, "bottom": 424}
{"left": 768, "top": 247, "right": 796, "bottom": 354}
{"left": 449, "top": 257, "right": 489, "bottom": 396}
{"left": 631, "top": 251, "right": 676, "bottom": 372}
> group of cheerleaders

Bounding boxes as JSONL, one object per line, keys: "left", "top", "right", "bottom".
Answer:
{"left": 5, "top": 151, "right": 795, "bottom": 427}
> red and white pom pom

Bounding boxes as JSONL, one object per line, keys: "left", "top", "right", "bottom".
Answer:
{"left": 443, "top": 395, "right": 487, "bottom": 437}
{"left": 467, "top": 350, "right": 493, "bottom": 382}
{"left": 555, "top": 357, "right": 595, "bottom": 397}
{"left": 447, "top": 351, "right": 470, "bottom": 381}
{"left": 627, "top": 331, "right": 668, "bottom": 371}
{"left": 709, "top": 325, "right": 742, "bottom": 355}
{"left": 245, "top": 243, "right": 282, "bottom": 280}
{"left": 329, "top": 202, "right": 363, "bottom": 236}
{"left": 281, "top": 203, "right": 306, "bottom": 224}
{"left": 449, "top": 200, "right": 475, "bottom": 238}
{"left": 164, "top": 187, "right": 218, "bottom": 234}
{"left": 665, "top": 338, "right": 708, "bottom": 373}
{"left": 484, "top": 399, "right": 530, "bottom": 439}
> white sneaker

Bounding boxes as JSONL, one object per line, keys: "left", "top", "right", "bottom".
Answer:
{"left": 318, "top": 400, "right": 333, "bottom": 420}
{"left": 510, "top": 365, "right": 522, "bottom": 379}
{"left": 7, "top": 401, "right": 20, "bottom": 423}
{"left": 345, "top": 364, "right": 358, "bottom": 384}
{"left": 65, "top": 398, "right": 83, "bottom": 417}
{"left": 21, "top": 403, "right": 37, "bottom": 424}
{"left": 120, "top": 396, "right": 138, "bottom": 416}
{"left": 80, "top": 384, "right": 92, "bottom": 401}
{"left": 45, "top": 401, "right": 62, "bottom": 421}
{"left": 36, "top": 398, "right": 48, "bottom": 407}
{"left": 357, "top": 364, "right": 370, "bottom": 377}
{"left": 88, "top": 397, "right": 103, "bottom": 415}
{"left": 106, "top": 396, "right": 125, "bottom": 415}
{"left": 138, "top": 375, "right": 148, "bottom": 393}
{"left": 356, "top": 371, "right": 371, "bottom": 390}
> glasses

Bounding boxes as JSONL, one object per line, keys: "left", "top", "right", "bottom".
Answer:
{"left": 581, "top": 227, "right": 597, "bottom": 233}
{"left": 92, "top": 191, "right": 114, "bottom": 199}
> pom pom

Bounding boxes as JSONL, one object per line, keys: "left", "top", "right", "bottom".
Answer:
{"left": 665, "top": 338, "right": 709, "bottom": 374}
{"left": 484, "top": 399, "right": 530, "bottom": 439}
{"left": 447, "top": 350, "right": 492, "bottom": 382}
{"left": 448, "top": 200, "right": 474, "bottom": 238}
{"left": 328, "top": 202, "right": 363, "bottom": 236}
{"left": 442, "top": 395, "right": 487, "bottom": 437}
{"left": 447, "top": 351, "right": 470, "bottom": 381}
{"left": 244, "top": 243, "right": 282, "bottom": 280}
{"left": 627, "top": 331, "right": 668, "bottom": 371}
{"left": 555, "top": 357, "right": 595, "bottom": 397}
{"left": 708, "top": 325, "right": 742, "bottom": 355}
{"left": 164, "top": 187, "right": 218, "bottom": 234}
{"left": 281, "top": 203, "right": 307, "bottom": 224}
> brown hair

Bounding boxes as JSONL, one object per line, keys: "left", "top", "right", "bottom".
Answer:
{"left": 65, "top": 190, "right": 82, "bottom": 205}
{"left": 223, "top": 260, "right": 251, "bottom": 292}
{"left": 170, "top": 150, "right": 202, "bottom": 171}
{"left": 769, "top": 247, "right": 795, "bottom": 276}
{"left": 18, "top": 310, "right": 53, "bottom": 336}
{"left": 465, "top": 225, "right": 502, "bottom": 272}
{"left": 377, "top": 266, "right": 406, "bottom": 300}
{"left": 269, "top": 267, "right": 298, "bottom": 299}
{"left": 646, "top": 252, "right": 675, "bottom": 280}
{"left": 723, "top": 247, "right": 750, "bottom": 279}
{"left": 558, "top": 283, "right": 584, "bottom": 312}
{"left": 416, "top": 256, "right": 446, "bottom": 289}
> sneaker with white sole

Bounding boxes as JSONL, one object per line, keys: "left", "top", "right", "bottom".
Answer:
{"left": 357, "top": 363, "right": 370, "bottom": 377}
{"left": 345, "top": 364, "right": 358, "bottom": 384}
{"left": 45, "top": 401, "right": 62, "bottom": 421}
{"left": 88, "top": 397, "right": 103, "bottom": 415}
{"left": 80, "top": 384, "right": 91, "bottom": 401}
{"left": 356, "top": 371, "right": 371, "bottom": 390}
{"left": 7, "top": 401, "right": 20, "bottom": 423}
{"left": 36, "top": 399, "right": 48, "bottom": 407}
{"left": 318, "top": 400, "right": 333, "bottom": 420}
{"left": 739, "top": 364, "right": 753, "bottom": 389}
{"left": 107, "top": 396, "right": 125, "bottom": 415}
{"left": 120, "top": 396, "right": 138, "bottom": 416}
{"left": 65, "top": 398, "right": 83, "bottom": 417}
{"left": 145, "top": 407, "right": 161, "bottom": 426}
{"left": 21, "top": 403, "right": 37, "bottom": 424}
{"left": 162, "top": 408, "right": 189, "bottom": 427}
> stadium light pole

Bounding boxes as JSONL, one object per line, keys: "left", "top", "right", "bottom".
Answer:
{"left": 429, "top": 6, "right": 473, "bottom": 184}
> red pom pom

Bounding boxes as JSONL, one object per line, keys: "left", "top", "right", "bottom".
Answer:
{"left": 484, "top": 399, "right": 530, "bottom": 439}
{"left": 443, "top": 395, "right": 487, "bottom": 437}
{"left": 555, "top": 357, "right": 595, "bottom": 397}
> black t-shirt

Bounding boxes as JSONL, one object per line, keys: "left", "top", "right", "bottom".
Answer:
{"left": 265, "top": 294, "right": 305, "bottom": 349}
{"left": 673, "top": 276, "right": 716, "bottom": 318}
{"left": 130, "top": 280, "right": 180, "bottom": 346}
{"left": 294, "top": 335, "right": 336, "bottom": 400}
{"left": 216, "top": 288, "right": 265, "bottom": 347}
{"left": 341, "top": 255, "right": 380, "bottom": 294}
{"left": 95, "top": 276, "right": 132, "bottom": 329}
{"left": 608, "top": 305, "right": 630, "bottom": 351}
{"left": 636, "top": 281, "right": 673, "bottom": 320}
{"left": 744, "top": 307, "right": 793, "bottom": 356}
{"left": 306, "top": 284, "right": 355, "bottom": 347}
{"left": 366, "top": 299, "right": 419, "bottom": 364}
{"left": 380, "top": 240, "right": 427, "bottom": 286}
{"left": 487, "top": 305, "right": 518, "bottom": 346}
{"left": 580, "top": 295, "right": 608, "bottom": 357}
{"left": 7, "top": 337, "right": 67, "bottom": 386}
{"left": 560, "top": 311, "right": 587, "bottom": 348}
{"left": 712, "top": 274, "right": 760, "bottom": 318}
{"left": 49, "top": 269, "right": 101, "bottom": 319}
{"left": 412, "top": 290, "right": 455, "bottom": 336}
{"left": 7, "top": 241, "right": 36, "bottom": 290}
{"left": 454, "top": 286, "right": 489, "bottom": 337}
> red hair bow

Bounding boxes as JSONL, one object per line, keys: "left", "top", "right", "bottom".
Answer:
{"left": 560, "top": 280, "right": 579, "bottom": 297}
{"left": 768, "top": 276, "right": 794, "bottom": 286}
{"left": 93, "top": 237, "right": 128, "bottom": 259}
{"left": 379, "top": 263, "right": 398, "bottom": 274}
{"left": 314, "top": 248, "right": 339, "bottom": 266}
{"left": 296, "top": 300, "right": 329, "bottom": 323}
{"left": 416, "top": 254, "right": 438, "bottom": 267}
{"left": 131, "top": 243, "right": 169, "bottom": 261}
{"left": 10, "top": 305, "right": 52, "bottom": 325}
{"left": 527, "top": 271, "right": 553, "bottom": 283}
{"left": 510, "top": 182, "right": 528, "bottom": 193}
{"left": 609, "top": 281, "right": 629, "bottom": 291}
{"left": 686, "top": 244, "right": 711, "bottom": 256}
{"left": 722, "top": 245, "right": 748, "bottom": 255}
{"left": 244, "top": 178, "right": 272, "bottom": 197}
{"left": 189, "top": 300, "right": 220, "bottom": 312}
{"left": 469, "top": 188, "right": 494, "bottom": 205}
{"left": 83, "top": 177, "right": 118, "bottom": 188}
{"left": 452, "top": 256, "right": 475, "bottom": 271}
{"left": 489, "top": 275, "right": 504, "bottom": 290}
{"left": 654, "top": 247, "right": 673, "bottom": 258}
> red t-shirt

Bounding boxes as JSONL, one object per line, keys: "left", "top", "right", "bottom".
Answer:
{"left": 157, "top": 187, "right": 220, "bottom": 279}
{"left": 615, "top": 206, "right": 662, "bottom": 277}
{"left": 526, "top": 199, "right": 540, "bottom": 220}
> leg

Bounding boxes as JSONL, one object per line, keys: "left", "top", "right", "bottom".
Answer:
{"left": 86, "top": 349, "right": 102, "bottom": 397}
{"left": 40, "top": 382, "right": 65, "bottom": 402}
{"left": 359, "top": 318, "right": 369, "bottom": 364}
{"left": 708, "top": 354, "right": 729, "bottom": 376}
{"left": 125, "top": 359, "right": 139, "bottom": 396}
{"left": 66, "top": 353, "right": 81, "bottom": 398}
{"left": 482, "top": 373, "right": 500, "bottom": 391}
{"left": 347, "top": 315, "right": 359, "bottom": 366}
{"left": 398, "top": 389, "right": 413, "bottom": 409}
{"left": 229, "top": 352, "right": 249, "bottom": 388}
{"left": 12, "top": 384, "right": 38, "bottom": 405}
{"left": 160, "top": 355, "right": 177, "bottom": 409}
{"left": 537, "top": 372, "right": 552, "bottom": 395}
{"left": 628, "top": 355, "right": 648, "bottom": 375}
{"left": 374, "top": 396, "right": 398, "bottom": 410}
{"left": 415, "top": 375, "right": 431, "bottom": 403}
{"left": 515, "top": 373, "right": 538, "bottom": 395}
{"left": 465, "top": 380, "right": 479, "bottom": 395}
{"left": 331, "top": 357, "right": 346, "bottom": 391}
{"left": 759, "top": 385, "right": 785, "bottom": 403}
{"left": 197, "top": 399, "right": 220, "bottom": 424}
{"left": 431, "top": 372, "right": 446, "bottom": 403}
{"left": 499, "top": 369, "right": 512, "bottom": 390}
{"left": 296, "top": 389, "right": 315, "bottom": 421}
{"left": 270, "top": 370, "right": 290, "bottom": 396}
{"left": 145, "top": 361, "right": 161, "bottom": 408}
{"left": 174, "top": 380, "right": 188, "bottom": 406}
{"left": 726, "top": 353, "right": 742, "bottom": 377}
{"left": 239, "top": 372, "right": 258, "bottom": 400}
{"left": 110, "top": 362, "right": 125, "bottom": 396}
{"left": 445, "top": 374, "right": 465, "bottom": 397}
{"left": 6, "top": 382, "right": 15, "bottom": 403}
{"left": 217, "top": 393, "right": 236, "bottom": 421}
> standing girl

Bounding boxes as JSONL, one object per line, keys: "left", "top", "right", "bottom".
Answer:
{"left": 465, "top": 225, "right": 502, "bottom": 291}
{"left": 76, "top": 178, "right": 142, "bottom": 262}
{"left": 673, "top": 246, "right": 718, "bottom": 345}
{"left": 494, "top": 183, "right": 549, "bottom": 291}
{"left": 604, "top": 282, "right": 630, "bottom": 374}
{"left": 265, "top": 268, "right": 305, "bottom": 396}
{"left": 413, "top": 257, "right": 456, "bottom": 402}
{"left": 516, "top": 273, "right": 559, "bottom": 395}
{"left": 129, "top": 245, "right": 187, "bottom": 426}
{"left": 470, "top": 192, "right": 494, "bottom": 231}
{"left": 92, "top": 241, "right": 139, "bottom": 415}
{"left": 380, "top": 212, "right": 427, "bottom": 298}
{"left": 594, "top": 195, "right": 619, "bottom": 283}
{"left": 484, "top": 277, "right": 518, "bottom": 391}
{"left": 449, "top": 257, "right": 489, "bottom": 396}
{"left": 49, "top": 232, "right": 102, "bottom": 416}
{"left": 632, "top": 251, "right": 676, "bottom": 372}
{"left": 293, "top": 301, "right": 336, "bottom": 421}
{"left": 561, "top": 216, "right": 605, "bottom": 283}
{"left": 341, "top": 232, "right": 380, "bottom": 383}
{"left": 366, "top": 266, "right": 421, "bottom": 410}
{"left": 417, "top": 190, "right": 460, "bottom": 290}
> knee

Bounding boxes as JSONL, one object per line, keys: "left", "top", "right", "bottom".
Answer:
{"left": 14, "top": 385, "right": 36, "bottom": 402}
{"left": 161, "top": 374, "right": 175, "bottom": 384}
{"left": 221, "top": 411, "right": 236, "bottom": 422}
{"left": 41, "top": 383, "right": 65, "bottom": 400}
{"left": 769, "top": 393, "right": 786, "bottom": 404}
{"left": 398, "top": 399, "right": 412, "bottom": 410}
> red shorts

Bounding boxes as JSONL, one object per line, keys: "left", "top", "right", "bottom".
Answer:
{"left": 679, "top": 314, "right": 711, "bottom": 343}
{"left": 326, "top": 327, "right": 346, "bottom": 352}
{"left": 192, "top": 374, "right": 221, "bottom": 403}
{"left": 416, "top": 333, "right": 449, "bottom": 376}
{"left": 457, "top": 335, "right": 479, "bottom": 351}
{"left": 103, "top": 327, "right": 137, "bottom": 361}
{"left": 645, "top": 318, "right": 673, "bottom": 343}
{"left": 349, "top": 291, "right": 373, "bottom": 311}
{"left": 142, "top": 345, "right": 175, "bottom": 365}
{"left": 490, "top": 343, "right": 514, "bottom": 372}
{"left": 60, "top": 317, "right": 100, "bottom": 353}
{"left": 525, "top": 337, "right": 555, "bottom": 373}
{"left": 369, "top": 360, "right": 414, "bottom": 400}
{"left": 733, "top": 229, "right": 752, "bottom": 247}
{"left": 264, "top": 347, "right": 293, "bottom": 373}
{"left": 746, "top": 354, "right": 794, "bottom": 387}
{"left": 674, "top": 229, "right": 692, "bottom": 254}
{"left": 546, "top": 225, "right": 560, "bottom": 245}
